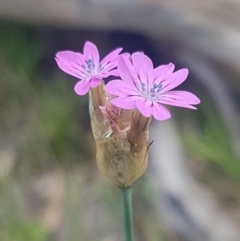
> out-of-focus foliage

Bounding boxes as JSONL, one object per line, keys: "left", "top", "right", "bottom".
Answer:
{"left": 0, "top": 22, "right": 92, "bottom": 240}
{"left": 184, "top": 106, "right": 240, "bottom": 181}
{"left": 0, "top": 179, "right": 48, "bottom": 241}
{"left": 0, "top": 22, "right": 91, "bottom": 173}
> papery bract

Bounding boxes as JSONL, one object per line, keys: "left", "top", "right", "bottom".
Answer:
{"left": 105, "top": 52, "right": 200, "bottom": 121}
{"left": 90, "top": 85, "right": 150, "bottom": 187}
{"left": 55, "top": 41, "right": 125, "bottom": 95}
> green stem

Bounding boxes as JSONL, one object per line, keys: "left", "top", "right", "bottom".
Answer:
{"left": 120, "top": 186, "right": 134, "bottom": 241}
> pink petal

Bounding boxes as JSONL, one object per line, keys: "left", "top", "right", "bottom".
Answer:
{"left": 102, "top": 59, "right": 119, "bottom": 73}
{"left": 92, "top": 73, "right": 105, "bottom": 79}
{"left": 105, "top": 80, "right": 139, "bottom": 96}
{"left": 111, "top": 96, "right": 138, "bottom": 109}
{"left": 160, "top": 68, "right": 189, "bottom": 94}
{"left": 131, "top": 52, "right": 154, "bottom": 85}
{"left": 83, "top": 41, "right": 100, "bottom": 68}
{"left": 118, "top": 56, "right": 140, "bottom": 85}
{"left": 157, "top": 90, "right": 200, "bottom": 109}
{"left": 105, "top": 69, "right": 119, "bottom": 77}
{"left": 163, "top": 91, "right": 200, "bottom": 104}
{"left": 136, "top": 99, "right": 152, "bottom": 117}
{"left": 98, "top": 69, "right": 120, "bottom": 78}
{"left": 55, "top": 51, "right": 86, "bottom": 79}
{"left": 157, "top": 100, "right": 197, "bottom": 109}
{"left": 154, "top": 63, "right": 175, "bottom": 84}
{"left": 101, "top": 48, "right": 122, "bottom": 68}
{"left": 90, "top": 78, "right": 102, "bottom": 88}
{"left": 56, "top": 59, "right": 83, "bottom": 79}
{"left": 151, "top": 102, "right": 171, "bottom": 121}
{"left": 74, "top": 80, "right": 91, "bottom": 95}
{"left": 102, "top": 53, "right": 130, "bottom": 74}
{"left": 56, "top": 51, "right": 85, "bottom": 63}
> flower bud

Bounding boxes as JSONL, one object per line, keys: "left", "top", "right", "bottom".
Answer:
{"left": 89, "top": 84, "right": 151, "bottom": 187}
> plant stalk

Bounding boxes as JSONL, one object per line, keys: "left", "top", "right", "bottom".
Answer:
{"left": 120, "top": 186, "right": 134, "bottom": 241}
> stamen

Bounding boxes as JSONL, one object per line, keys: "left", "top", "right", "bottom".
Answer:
{"left": 140, "top": 81, "right": 162, "bottom": 100}
{"left": 141, "top": 82, "right": 146, "bottom": 92}
{"left": 157, "top": 83, "right": 163, "bottom": 92}
{"left": 150, "top": 88, "right": 155, "bottom": 93}
{"left": 86, "top": 59, "right": 95, "bottom": 71}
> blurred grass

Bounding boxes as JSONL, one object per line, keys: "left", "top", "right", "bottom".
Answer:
{"left": 0, "top": 22, "right": 92, "bottom": 172}
{"left": 183, "top": 105, "right": 240, "bottom": 181}
{"left": 0, "top": 177, "right": 48, "bottom": 241}
{"left": 0, "top": 22, "right": 93, "bottom": 240}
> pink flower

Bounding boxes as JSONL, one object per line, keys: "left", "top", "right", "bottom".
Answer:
{"left": 55, "top": 41, "right": 125, "bottom": 95}
{"left": 105, "top": 52, "right": 200, "bottom": 121}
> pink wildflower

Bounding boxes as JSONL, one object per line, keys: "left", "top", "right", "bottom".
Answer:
{"left": 55, "top": 41, "right": 125, "bottom": 95}
{"left": 105, "top": 52, "right": 200, "bottom": 121}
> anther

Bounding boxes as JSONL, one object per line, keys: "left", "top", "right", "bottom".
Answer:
{"left": 86, "top": 59, "right": 95, "bottom": 71}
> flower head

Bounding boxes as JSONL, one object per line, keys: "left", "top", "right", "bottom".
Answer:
{"left": 89, "top": 84, "right": 150, "bottom": 187}
{"left": 105, "top": 52, "right": 200, "bottom": 121}
{"left": 55, "top": 41, "right": 125, "bottom": 95}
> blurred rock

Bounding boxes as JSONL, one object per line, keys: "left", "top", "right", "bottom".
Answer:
{"left": 148, "top": 120, "right": 240, "bottom": 241}
{"left": 1, "top": 0, "right": 240, "bottom": 66}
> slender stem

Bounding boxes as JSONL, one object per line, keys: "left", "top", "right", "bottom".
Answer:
{"left": 120, "top": 186, "right": 134, "bottom": 241}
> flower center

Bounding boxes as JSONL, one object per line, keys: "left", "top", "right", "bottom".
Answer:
{"left": 140, "top": 82, "right": 162, "bottom": 101}
{"left": 81, "top": 59, "right": 97, "bottom": 77}
{"left": 86, "top": 59, "right": 95, "bottom": 73}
